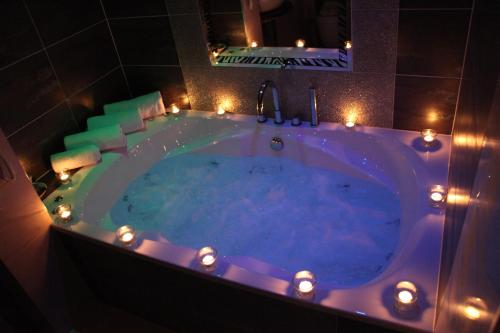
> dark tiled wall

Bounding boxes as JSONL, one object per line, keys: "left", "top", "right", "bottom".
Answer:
{"left": 436, "top": 0, "right": 500, "bottom": 328}
{"left": 200, "top": 0, "right": 247, "bottom": 46}
{"left": 0, "top": 0, "right": 188, "bottom": 183}
{"left": 168, "top": 0, "right": 399, "bottom": 128}
{"left": 0, "top": 0, "right": 131, "bottom": 181}
{"left": 102, "top": 0, "right": 189, "bottom": 108}
{"left": 394, "top": 1, "right": 472, "bottom": 134}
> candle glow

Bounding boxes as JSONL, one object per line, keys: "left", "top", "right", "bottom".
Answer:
{"left": 394, "top": 281, "right": 418, "bottom": 312}
{"left": 462, "top": 297, "right": 488, "bottom": 321}
{"left": 198, "top": 246, "right": 217, "bottom": 268}
{"left": 250, "top": 41, "right": 258, "bottom": 48}
{"left": 345, "top": 114, "right": 357, "bottom": 128}
{"left": 429, "top": 185, "right": 447, "bottom": 207}
{"left": 398, "top": 290, "right": 414, "bottom": 304}
{"left": 345, "top": 40, "right": 352, "bottom": 49}
{"left": 295, "top": 39, "right": 306, "bottom": 48}
{"left": 293, "top": 270, "right": 316, "bottom": 295}
{"left": 54, "top": 204, "right": 72, "bottom": 222}
{"left": 170, "top": 104, "right": 180, "bottom": 114}
{"left": 116, "top": 225, "right": 136, "bottom": 245}
{"left": 464, "top": 306, "right": 481, "bottom": 320}
{"left": 57, "top": 170, "right": 71, "bottom": 184}
{"left": 217, "top": 106, "right": 225, "bottom": 115}
{"left": 421, "top": 129, "right": 437, "bottom": 143}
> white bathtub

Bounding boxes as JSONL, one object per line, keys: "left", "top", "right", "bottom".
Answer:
{"left": 45, "top": 111, "right": 450, "bottom": 332}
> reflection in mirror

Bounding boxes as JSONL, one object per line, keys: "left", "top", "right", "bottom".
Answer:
{"left": 244, "top": 0, "right": 349, "bottom": 49}
{"left": 200, "top": 0, "right": 352, "bottom": 71}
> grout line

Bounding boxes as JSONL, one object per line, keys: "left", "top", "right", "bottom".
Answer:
{"left": 0, "top": 19, "right": 107, "bottom": 74}
{"left": 66, "top": 65, "right": 121, "bottom": 100}
{"left": 123, "top": 64, "right": 181, "bottom": 68}
{"left": 391, "top": 5, "right": 400, "bottom": 129}
{"left": 167, "top": 12, "right": 200, "bottom": 17}
{"left": 395, "top": 73, "right": 461, "bottom": 80}
{"left": 99, "top": 0, "right": 133, "bottom": 98}
{"left": 6, "top": 66, "right": 121, "bottom": 139}
{"left": 203, "top": 11, "right": 243, "bottom": 15}
{"left": 109, "top": 14, "right": 170, "bottom": 20}
{"left": 6, "top": 100, "right": 67, "bottom": 139}
{"left": 399, "top": 8, "right": 472, "bottom": 11}
{"left": 0, "top": 49, "right": 44, "bottom": 72}
{"left": 21, "top": 0, "right": 79, "bottom": 128}
{"left": 450, "top": 2, "right": 475, "bottom": 135}
{"left": 43, "top": 19, "right": 107, "bottom": 50}
{"left": 35, "top": 169, "right": 52, "bottom": 182}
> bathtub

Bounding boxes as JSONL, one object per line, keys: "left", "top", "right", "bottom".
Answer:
{"left": 45, "top": 110, "right": 450, "bottom": 332}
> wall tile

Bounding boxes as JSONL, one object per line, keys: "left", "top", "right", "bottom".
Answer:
{"left": 25, "top": 0, "right": 104, "bottom": 45}
{"left": 110, "top": 17, "right": 179, "bottom": 66}
{"left": 351, "top": 0, "right": 399, "bottom": 10}
{"left": 200, "top": 0, "right": 242, "bottom": 13}
{"left": 47, "top": 22, "right": 120, "bottom": 97}
{"left": 0, "top": 53, "right": 65, "bottom": 136}
{"left": 397, "top": 10, "right": 470, "bottom": 77}
{"left": 400, "top": 0, "right": 473, "bottom": 9}
{"left": 69, "top": 68, "right": 131, "bottom": 130}
{"left": 0, "top": 0, "right": 41, "bottom": 68}
{"left": 102, "top": 0, "right": 168, "bottom": 18}
{"left": 352, "top": 10, "right": 398, "bottom": 73}
{"left": 8, "top": 103, "right": 78, "bottom": 179}
{"left": 165, "top": 0, "right": 200, "bottom": 15}
{"left": 393, "top": 75, "right": 458, "bottom": 133}
{"left": 206, "top": 13, "right": 247, "bottom": 46}
{"left": 124, "top": 66, "right": 188, "bottom": 107}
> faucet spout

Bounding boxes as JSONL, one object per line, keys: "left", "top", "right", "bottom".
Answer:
{"left": 256, "top": 80, "right": 284, "bottom": 124}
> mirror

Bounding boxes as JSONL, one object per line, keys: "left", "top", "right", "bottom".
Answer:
{"left": 200, "top": 0, "right": 351, "bottom": 71}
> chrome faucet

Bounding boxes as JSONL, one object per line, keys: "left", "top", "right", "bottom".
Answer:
{"left": 256, "top": 80, "right": 284, "bottom": 124}
{"left": 309, "top": 86, "right": 318, "bottom": 127}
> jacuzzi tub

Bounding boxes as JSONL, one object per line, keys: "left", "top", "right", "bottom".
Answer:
{"left": 45, "top": 111, "right": 450, "bottom": 332}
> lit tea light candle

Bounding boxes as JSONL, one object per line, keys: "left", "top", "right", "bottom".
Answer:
{"left": 295, "top": 39, "right": 306, "bottom": 48}
{"left": 429, "top": 185, "right": 447, "bottom": 207}
{"left": 198, "top": 246, "right": 217, "bottom": 267}
{"left": 217, "top": 106, "right": 225, "bottom": 115}
{"left": 293, "top": 270, "right": 316, "bottom": 295}
{"left": 57, "top": 170, "right": 71, "bottom": 184}
{"left": 464, "top": 305, "right": 481, "bottom": 320}
{"left": 170, "top": 103, "right": 180, "bottom": 114}
{"left": 212, "top": 50, "right": 219, "bottom": 58}
{"left": 116, "top": 225, "right": 136, "bottom": 246}
{"left": 394, "top": 281, "right": 418, "bottom": 312}
{"left": 250, "top": 41, "right": 258, "bottom": 48}
{"left": 345, "top": 115, "right": 357, "bottom": 128}
{"left": 463, "top": 297, "right": 488, "bottom": 320}
{"left": 421, "top": 129, "right": 437, "bottom": 144}
{"left": 345, "top": 40, "right": 352, "bottom": 49}
{"left": 54, "top": 204, "right": 72, "bottom": 222}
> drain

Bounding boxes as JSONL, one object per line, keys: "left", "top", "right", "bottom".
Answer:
{"left": 270, "top": 137, "right": 284, "bottom": 151}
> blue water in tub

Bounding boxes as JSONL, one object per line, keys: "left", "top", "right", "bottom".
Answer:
{"left": 109, "top": 153, "right": 401, "bottom": 286}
